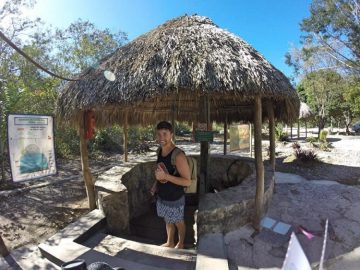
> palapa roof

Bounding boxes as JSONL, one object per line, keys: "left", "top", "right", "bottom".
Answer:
{"left": 57, "top": 15, "right": 300, "bottom": 127}
{"left": 299, "top": 102, "right": 312, "bottom": 119}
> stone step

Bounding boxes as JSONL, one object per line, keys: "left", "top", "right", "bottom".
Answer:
{"left": 196, "top": 233, "right": 229, "bottom": 270}
{"left": 79, "top": 249, "right": 168, "bottom": 270}
{"left": 93, "top": 233, "right": 197, "bottom": 270}
{"left": 130, "top": 203, "right": 197, "bottom": 246}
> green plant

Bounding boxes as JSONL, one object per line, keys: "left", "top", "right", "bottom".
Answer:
{"left": 319, "top": 129, "right": 328, "bottom": 142}
{"left": 175, "top": 122, "right": 192, "bottom": 135}
{"left": 275, "top": 125, "right": 290, "bottom": 142}
{"left": 306, "top": 136, "right": 317, "bottom": 145}
{"left": 294, "top": 149, "right": 318, "bottom": 162}
{"left": 292, "top": 142, "right": 301, "bottom": 150}
{"left": 319, "top": 141, "right": 332, "bottom": 151}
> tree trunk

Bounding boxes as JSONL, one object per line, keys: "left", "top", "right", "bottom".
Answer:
{"left": 318, "top": 116, "right": 325, "bottom": 138}
{"left": 297, "top": 120, "right": 300, "bottom": 139}
{"left": 253, "top": 96, "right": 264, "bottom": 231}
{"left": 343, "top": 110, "right": 353, "bottom": 135}
{"left": 0, "top": 140, "right": 5, "bottom": 181}
{"left": 79, "top": 113, "right": 96, "bottom": 210}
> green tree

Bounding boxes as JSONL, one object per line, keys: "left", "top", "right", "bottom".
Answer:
{"left": 301, "top": 0, "right": 360, "bottom": 73}
{"left": 301, "top": 69, "right": 344, "bottom": 136}
{"left": 53, "top": 19, "right": 127, "bottom": 74}
{"left": 0, "top": 1, "right": 128, "bottom": 183}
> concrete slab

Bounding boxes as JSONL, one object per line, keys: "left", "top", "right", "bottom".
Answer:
{"left": 310, "top": 180, "right": 340, "bottom": 185}
{"left": 274, "top": 172, "right": 307, "bottom": 184}
{"left": 78, "top": 249, "right": 168, "bottom": 270}
{"left": 91, "top": 233, "right": 196, "bottom": 270}
{"left": 196, "top": 233, "right": 228, "bottom": 270}
{"left": 39, "top": 209, "right": 105, "bottom": 266}
{"left": 323, "top": 246, "right": 360, "bottom": 270}
{"left": 0, "top": 244, "right": 60, "bottom": 270}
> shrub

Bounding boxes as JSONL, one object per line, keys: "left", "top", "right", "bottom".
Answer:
{"left": 54, "top": 126, "right": 79, "bottom": 158}
{"left": 275, "top": 125, "right": 290, "bottom": 142}
{"left": 306, "top": 136, "right": 317, "bottom": 145}
{"left": 292, "top": 142, "right": 301, "bottom": 150}
{"left": 319, "top": 141, "right": 332, "bottom": 151}
{"left": 294, "top": 149, "right": 317, "bottom": 162}
{"left": 319, "top": 129, "right": 328, "bottom": 142}
{"left": 175, "top": 122, "right": 192, "bottom": 135}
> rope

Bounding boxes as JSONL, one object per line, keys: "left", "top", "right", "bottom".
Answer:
{"left": 0, "top": 30, "right": 82, "bottom": 81}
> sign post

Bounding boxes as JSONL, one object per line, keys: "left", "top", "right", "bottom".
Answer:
{"left": 7, "top": 114, "right": 57, "bottom": 182}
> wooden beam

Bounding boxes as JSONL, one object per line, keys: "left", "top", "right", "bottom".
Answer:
{"left": 171, "top": 95, "right": 177, "bottom": 143}
{"left": 0, "top": 234, "right": 9, "bottom": 257}
{"left": 253, "top": 96, "right": 264, "bottom": 231}
{"left": 223, "top": 114, "right": 228, "bottom": 155}
{"left": 79, "top": 113, "right": 96, "bottom": 210}
{"left": 199, "top": 95, "right": 210, "bottom": 194}
{"left": 123, "top": 111, "right": 128, "bottom": 162}
{"left": 249, "top": 123, "right": 253, "bottom": 158}
{"left": 267, "top": 102, "right": 276, "bottom": 171}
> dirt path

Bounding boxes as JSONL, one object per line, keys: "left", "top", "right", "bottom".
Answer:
{"left": 0, "top": 157, "right": 122, "bottom": 251}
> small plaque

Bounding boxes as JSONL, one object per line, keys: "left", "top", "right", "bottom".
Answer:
{"left": 195, "top": 131, "right": 214, "bottom": 142}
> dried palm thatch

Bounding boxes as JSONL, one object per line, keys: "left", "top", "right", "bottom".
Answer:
{"left": 299, "top": 102, "right": 312, "bottom": 119}
{"left": 57, "top": 15, "right": 300, "bottom": 128}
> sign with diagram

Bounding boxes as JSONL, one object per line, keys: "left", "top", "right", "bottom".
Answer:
{"left": 7, "top": 114, "right": 57, "bottom": 182}
{"left": 230, "top": 124, "right": 250, "bottom": 151}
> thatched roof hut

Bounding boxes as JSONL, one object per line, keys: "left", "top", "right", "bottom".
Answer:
{"left": 299, "top": 102, "right": 312, "bottom": 119}
{"left": 57, "top": 15, "right": 299, "bottom": 127}
{"left": 56, "top": 15, "right": 300, "bottom": 228}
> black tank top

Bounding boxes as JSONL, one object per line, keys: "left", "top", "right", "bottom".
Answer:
{"left": 156, "top": 147, "right": 185, "bottom": 201}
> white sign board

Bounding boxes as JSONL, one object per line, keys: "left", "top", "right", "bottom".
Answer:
{"left": 282, "top": 232, "right": 311, "bottom": 270}
{"left": 7, "top": 114, "right": 57, "bottom": 182}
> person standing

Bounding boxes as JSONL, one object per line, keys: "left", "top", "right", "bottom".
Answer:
{"left": 151, "top": 121, "right": 191, "bottom": 249}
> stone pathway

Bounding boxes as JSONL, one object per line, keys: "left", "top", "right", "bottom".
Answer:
{"left": 225, "top": 172, "right": 360, "bottom": 269}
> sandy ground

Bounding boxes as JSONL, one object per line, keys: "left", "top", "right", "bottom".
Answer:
{"left": 0, "top": 133, "right": 359, "bottom": 255}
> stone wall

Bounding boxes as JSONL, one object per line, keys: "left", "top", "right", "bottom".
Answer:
{"left": 197, "top": 164, "right": 274, "bottom": 236}
{"left": 95, "top": 155, "right": 274, "bottom": 237}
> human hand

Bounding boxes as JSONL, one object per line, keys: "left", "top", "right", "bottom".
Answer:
{"left": 150, "top": 184, "right": 157, "bottom": 196}
{"left": 155, "top": 166, "right": 168, "bottom": 183}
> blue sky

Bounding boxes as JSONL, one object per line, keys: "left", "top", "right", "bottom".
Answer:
{"left": 24, "top": 0, "right": 313, "bottom": 78}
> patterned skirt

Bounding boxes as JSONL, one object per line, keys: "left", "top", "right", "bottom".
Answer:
{"left": 156, "top": 195, "right": 185, "bottom": 224}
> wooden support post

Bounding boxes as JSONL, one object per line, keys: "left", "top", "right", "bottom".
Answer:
{"left": 253, "top": 96, "right": 264, "bottom": 231}
{"left": 267, "top": 102, "right": 275, "bottom": 171}
{"left": 223, "top": 114, "right": 228, "bottom": 155}
{"left": 123, "top": 111, "right": 128, "bottom": 162}
{"left": 79, "top": 113, "right": 96, "bottom": 210}
{"left": 0, "top": 234, "right": 9, "bottom": 257}
{"left": 290, "top": 123, "right": 293, "bottom": 139}
{"left": 249, "top": 123, "right": 253, "bottom": 158}
{"left": 171, "top": 95, "right": 177, "bottom": 143}
{"left": 199, "top": 95, "right": 210, "bottom": 194}
{"left": 305, "top": 121, "right": 308, "bottom": 138}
